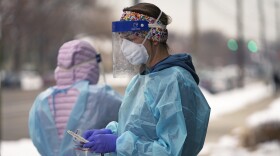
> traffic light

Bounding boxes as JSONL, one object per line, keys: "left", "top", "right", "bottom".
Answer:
{"left": 227, "top": 39, "right": 238, "bottom": 52}
{"left": 227, "top": 39, "right": 258, "bottom": 53}
{"left": 247, "top": 40, "right": 258, "bottom": 53}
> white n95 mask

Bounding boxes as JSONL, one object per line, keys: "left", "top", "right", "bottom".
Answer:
{"left": 121, "top": 39, "right": 149, "bottom": 65}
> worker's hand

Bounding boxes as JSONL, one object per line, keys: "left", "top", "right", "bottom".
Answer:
{"left": 83, "top": 134, "right": 117, "bottom": 153}
{"left": 82, "top": 129, "right": 112, "bottom": 140}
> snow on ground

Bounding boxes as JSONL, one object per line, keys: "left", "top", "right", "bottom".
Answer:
{"left": 203, "top": 135, "right": 280, "bottom": 156}
{"left": 246, "top": 97, "right": 280, "bottom": 127}
{"left": 0, "top": 81, "right": 278, "bottom": 156}
{"left": 202, "top": 94, "right": 280, "bottom": 156}
{"left": 1, "top": 139, "right": 40, "bottom": 156}
{"left": 202, "top": 81, "right": 273, "bottom": 120}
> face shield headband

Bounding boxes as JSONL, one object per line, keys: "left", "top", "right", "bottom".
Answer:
{"left": 120, "top": 11, "right": 168, "bottom": 42}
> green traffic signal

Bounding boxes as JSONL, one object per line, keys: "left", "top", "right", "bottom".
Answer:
{"left": 227, "top": 39, "right": 258, "bottom": 53}
{"left": 247, "top": 40, "right": 258, "bottom": 53}
{"left": 227, "top": 39, "right": 238, "bottom": 52}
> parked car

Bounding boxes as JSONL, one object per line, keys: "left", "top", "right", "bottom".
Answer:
{"left": 0, "top": 70, "right": 21, "bottom": 89}
{"left": 20, "top": 70, "right": 43, "bottom": 91}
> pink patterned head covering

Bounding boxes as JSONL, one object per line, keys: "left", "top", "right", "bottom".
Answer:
{"left": 54, "top": 40, "right": 100, "bottom": 87}
{"left": 120, "top": 11, "right": 168, "bottom": 42}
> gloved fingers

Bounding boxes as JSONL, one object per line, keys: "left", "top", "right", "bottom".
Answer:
{"left": 83, "top": 129, "right": 112, "bottom": 140}
{"left": 85, "top": 131, "right": 101, "bottom": 141}
{"left": 98, "top": 129, "right": 112, "bottom": 134}
{"left": 92, "top": 144, "right": 106, "bottom": 153}
{"left": 82, "top": 130, "right": 94, "bottom": 139}
{"left": 83, "top": 141, "right": 95, "bottom": 148}
{"left": 88, "top": 133, "right": 102, "bottom": 142}
{"left": 90, "top": 144, "right": 99, "bottom": 153}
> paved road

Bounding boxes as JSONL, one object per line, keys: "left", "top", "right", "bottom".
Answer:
{"left": 2, "top": 89, "right": 42, "bottom": 140}
{"left": 1, "top": 86, "right": 126, "bottom": 141}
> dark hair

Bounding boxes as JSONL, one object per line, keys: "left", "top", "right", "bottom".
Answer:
{"left": 123, "top": 3, "right": 171, "bottom": 50}
{"left": 123, "top": 3, "right": 171, "bottom": 25}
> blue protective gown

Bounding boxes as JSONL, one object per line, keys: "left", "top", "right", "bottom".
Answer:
{"left": 106, "top": 54, "right": 211, "bottom": 156}
{"left": 29, "top": 80, "right": 122, "bottom": 156}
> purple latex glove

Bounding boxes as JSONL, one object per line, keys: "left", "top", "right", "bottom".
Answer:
{"left": 82, "top": 129, "right": 112, "bottom": 140}
{"left": 83, "top": 134, "right": 117, "bottom": 153}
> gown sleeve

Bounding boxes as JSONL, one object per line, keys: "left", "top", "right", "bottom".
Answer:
{"left": 105, "top": 121, "right": 119, "bottom": 135}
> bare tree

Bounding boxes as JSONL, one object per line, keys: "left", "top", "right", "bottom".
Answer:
{"left": 0, "top": 0, "right": 112, "bottom": 74}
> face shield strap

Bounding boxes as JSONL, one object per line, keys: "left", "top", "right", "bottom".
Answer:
{"left": 148, "top": 11, "right": 165, "bottom": 29}
{"left": 96, "top": 53, "right": 101, "bottom": 63}
{"left": 142, "top": 11, "right": 164, "bottom": 45}
{"left": 94, "top": 53, "right": 107, "bottom": 84}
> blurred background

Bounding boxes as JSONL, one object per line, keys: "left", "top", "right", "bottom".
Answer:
{"left": 1, "top": 0, "right": 280, "bottom": 155}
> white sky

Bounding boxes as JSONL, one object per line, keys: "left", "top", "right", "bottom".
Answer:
{"left": 96, "top": 0, "right": 278, "bottom": 44}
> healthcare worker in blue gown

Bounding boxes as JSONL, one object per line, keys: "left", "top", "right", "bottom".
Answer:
{"left": 82, "top": 3, "right": 211, "bottom": 156}
{"left": 28, "top": 40, "right": 122, "bottom": 156}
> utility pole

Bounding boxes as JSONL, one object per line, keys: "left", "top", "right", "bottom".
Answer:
{"left": 275, "top": 0, "right": 280, "bottom": 43}
{"left": 258, "top": 0, "right": 269, "bottom": 81}
{"left": 191, "top": 0, "right": 199, "bottom": 55}
{"left": 0, "top": 15, "right": 1, "bottom": 143}
{"left": 0, "top": 15, "right": 2, "bottom": 39}
{"left": 134, "top": 0, "right": 139, "bottom": 5}
{"left": 236, "top": 0, "right": 245, "bottom": 87}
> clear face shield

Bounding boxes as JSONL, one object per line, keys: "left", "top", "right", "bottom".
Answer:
{"left": 112, "top": 21, "right": 150, "bottom": 78}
